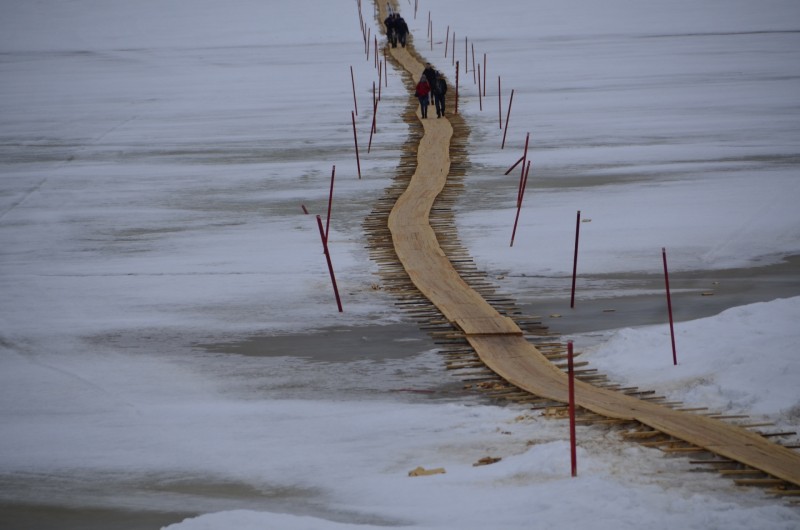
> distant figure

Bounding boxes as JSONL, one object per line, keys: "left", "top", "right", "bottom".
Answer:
{"left": 433, "top": 74, "right": 447, "bottom": 118}
{"left": 394, "top": 14, "right": 409, "bottom": 48}
{"left": 415, "top": 75, "right": 431, "bottom": 119}
{"left": 384, "top": 13, "right": 397, "bottom": 48}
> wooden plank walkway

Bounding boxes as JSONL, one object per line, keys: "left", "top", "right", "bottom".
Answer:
{"left": 379, "top": 2, "right": 800, "bottom": 488}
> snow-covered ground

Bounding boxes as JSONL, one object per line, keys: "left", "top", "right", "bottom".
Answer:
{"left": 1, "top": 0, "right": 799, "bottom": 528}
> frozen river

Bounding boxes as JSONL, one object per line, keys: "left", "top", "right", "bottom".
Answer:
{"left": 2, "top": 1, "right": 800, "bottom": 528}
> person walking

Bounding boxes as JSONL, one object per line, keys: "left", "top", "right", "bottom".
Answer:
{"left": 384, "top": 13, "right": 397, "bottom": 48}
{"left": 415, "top": 75, "right": 431, "bottom": 119}
{"left": 395, "top": 14, "right": 409, "bottom": 48}
{"left": 433, "top": 74, "right": 447, "bottom": 117}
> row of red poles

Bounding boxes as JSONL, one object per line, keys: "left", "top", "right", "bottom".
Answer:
{"left": 430, "top": 3, "right": 683, "bottom": 478}
{"left": 334, "top": 3, "right": 682, "bottom": 478}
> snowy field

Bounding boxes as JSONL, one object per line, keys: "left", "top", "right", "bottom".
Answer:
{"left": 1, "top": 0, "right": 799, "bottom": 528}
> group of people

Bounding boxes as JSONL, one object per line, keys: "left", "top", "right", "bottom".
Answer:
{"left": 415, "top": 63, "right": 447, "bottom": 119}
{"left": 384, "top": 12, "right": 409, "bottom": 48}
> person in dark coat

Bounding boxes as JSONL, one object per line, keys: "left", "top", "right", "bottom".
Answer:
{"left": 394, "top": 14, "right": 409, "bottom": 48}
{"left": 432, "top": 74, "right": 447, "bottom": 118}
{"left": 421, "top": 63, "right": 438, "bottom": 104}
{"left": 384, "top": 13, "right": 397, "bottom": 47}
{"left": 415, "top": 75, "right": 431, "bottom": 119}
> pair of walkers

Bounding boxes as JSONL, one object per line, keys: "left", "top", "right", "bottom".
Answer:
{"left": 384, "top": 12, "right": 409, "bottom": 48}
{"left": 415, "top": 64, "right": 447, "bottom": 119}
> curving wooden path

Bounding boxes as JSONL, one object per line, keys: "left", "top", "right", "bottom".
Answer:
{"left": 377, "top": 3, "right": 800, "bottom": 489}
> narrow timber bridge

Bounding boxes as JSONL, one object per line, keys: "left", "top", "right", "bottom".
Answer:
{"left": 373, "top": 0, "right": 800, "bottom": 493}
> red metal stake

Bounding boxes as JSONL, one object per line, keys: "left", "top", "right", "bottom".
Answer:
{"left": 471, "top": 43, "right": 476, "bottom": 84}
{"left": 516, "top": 132, "right": 530, "bottom": 205}
{"left": 570, "top": 210, "right": 581, "bottom": 308}
{"left": 455, "top": 61, "right": 459, "bottom": 114}
{"left": 663, "top": 247, "right": 678, "bottom": 365}
{"left": 377, "top": 63, "right": 382, "bottom": 101}
{"left": 509, "top": 160, "right": 531, "bottom": 248}
{"left": 301, "top": 204, "right": 309, "bottom": 214}
{"left": 371, "top": 81, "right": 376, "bottom": 124}
{"left": 374, "top": 35, "right": 378, "bottom": 69}
{"left": 477, "top": 64, "right": 482, "bottom": 111}
{"left": 325, "top": 165, "right": 335, "bottom": 240}
{"left": 368, "top": 97, "right": 378, "bottom": 152}
{"left": 316, "top": 215, "right": 343, "bottom": 312}
{"left": 483, "top": 53, "right": 487, "bottom": 96}
{"left": 351, "top": 111, "right": 361, "bottom": 179}
{"left": 504, "top": 155, "right": 525, "bottom": 175}
{"left": 350, "top": 66, "right": 358, "bottom": 116}
{"left": 568, "top": 340, "right": 578, "bottom": 477}
{"left": 501, "top": 89, "right": 514, "bottom": 149}
{"left": 498, "top": 76, "right": 502, "bottom": 129}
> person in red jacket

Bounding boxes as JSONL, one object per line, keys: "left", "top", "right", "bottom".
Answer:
{"left": 415, "top": 75, "right": 431, "bottom": 119}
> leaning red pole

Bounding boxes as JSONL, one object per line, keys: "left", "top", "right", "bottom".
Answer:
{"left": 516, "top": 132, "right": 530, "bottom": 205}
{"left": 325, "top": 165, "right": 335, "bottom": 240}
{"left": 351, "top": 111, "right": 361, "bottom": 179}
{"left": 568, "top": 340, "right": 578, "bottom": 477}
{"left": 509, "top": 160, "right": 531, "bottom": 247}
{"left": 316, "top": 215, "right": 343, "bottom": 312}
{"left": 350, "top": 66, "right": 358, "bottom": 116}
{"left": 570, "top": 210, "right": 581, "bottom": 308}
{"left": 662, "top": 247, "right": 678, "bottom": 365}
{"left": 501, "top": 89, "right": 514, "bottom": 149}
{"left": 504, "top": 154, "right": 524, "bottom": 175}
{"left": 367, "top": 97, "right": 378, "bottom": 152}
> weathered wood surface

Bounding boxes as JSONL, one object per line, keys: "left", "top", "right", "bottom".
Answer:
{"left": 378, "top": 2, "right": 800, "bottom": 487}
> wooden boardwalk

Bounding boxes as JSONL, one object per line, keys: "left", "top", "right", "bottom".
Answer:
{"left": 379, "top": 3, "right": 800, "bottom": 489}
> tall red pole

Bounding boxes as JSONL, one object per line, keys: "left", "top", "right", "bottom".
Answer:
{"left": 516, "top": 132, "right": 530, "bottom": 205}
{"left": 471, "top": 43, "right": 476, "bottom": 84}
{"left": 568, "top": 340, "right": 577, "bottom": 477}
{"left": 325, "top": 165, "right": 335, "bottom": 240}
{"left": 377, "top": 62, "right": 382, "bottom": 101}
{"left": 368, "top": 98, "right": 378, "bottom": 153}
{"left": 501, "top": 89, "right": 514, "bottom": 149}
{"left": 570, "top": 210, "right": 581, "bottom": 308}
{"left": 498, "top": 77, "right": 502, "bottom": 129}
{"left": 350, "top": 66, "right": 358, "bottom": 116}
{"left": 351, "top": 111, "right": 361, "bottom": 179}
{"left": 477, "top": 64, "right": 482, "bottom": 111}
{"left": 455, "top": 61, "right": 459, "bottom": 114}
{"left": 483, "top": 53, "right": 487, "bottom": 96}
{"left": 663, "top": 247, "right": 678, "bottom": 365}
{"left": 316, "top": 215, "right": 343, "bottom": 312}
{"left": 510, "top": 160, "right": 531, "bottom": 248}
